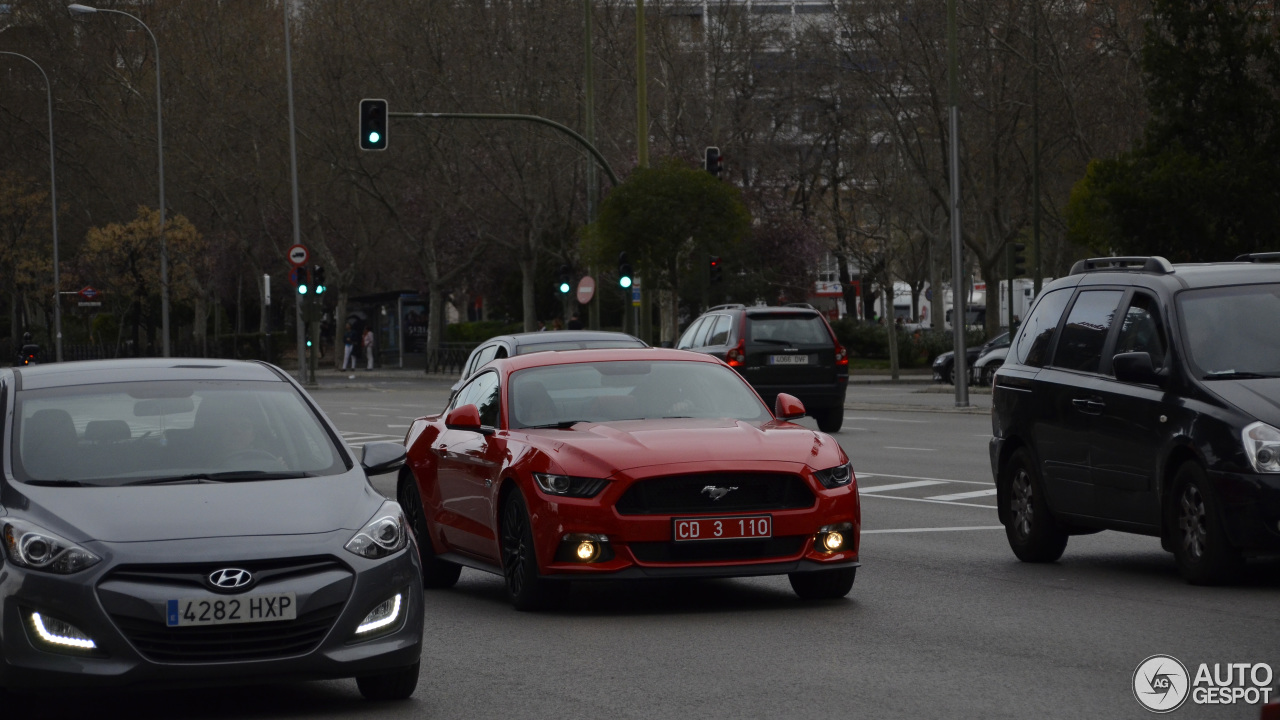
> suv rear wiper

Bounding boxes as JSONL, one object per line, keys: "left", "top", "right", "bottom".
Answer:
{"left": 523, "top": 420, "right": 589, "bottom": 429}
{"left": 1203, "top": 370, "right": 1280, "bottom": 380}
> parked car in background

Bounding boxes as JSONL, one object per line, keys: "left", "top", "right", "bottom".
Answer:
{"left": 972, "top": 345, "right": 1010, "bottom": 386}
{"left": 991, "top": 254, "right": 1280, "bottom": 584}
{"left": 0, "top": 359, "right": 422, "bottom": 698}
{"left": 933, "top": 331, "right": 1010, "bottom": 385}
{"left": 451, "top": 331, "right": 647, "bottom": 400}
{"left": 676, "top": 304, "right": 849, "bottom": 432}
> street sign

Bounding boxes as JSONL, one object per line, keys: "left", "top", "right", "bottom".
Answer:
{"left": 77, "top": 301, "right": 102, "bottom": 307}
{"left": 576, "top": 276, "right": 595, "bottom": 305}
{"left": 289, "top": 267, "right": 302, "bottom": 286}
{"left": 631, "top": 287, "right": 641, "bottom": 307}
{"left": 288, "top": 244, "right": 309, "bottom": 267}
{"left": 78, "top": 286, "right": 100, "bottom": 301}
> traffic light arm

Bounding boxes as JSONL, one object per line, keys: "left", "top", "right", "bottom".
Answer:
{"left": 389, "top": 112, "right": 619, "bottom": 187}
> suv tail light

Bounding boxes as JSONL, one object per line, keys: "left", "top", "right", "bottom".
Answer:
{"left": 834, "top": 344, "right": 848, "bottom": 367}
{"left": 726, "top": 339, "right": 746, "bottom": 367}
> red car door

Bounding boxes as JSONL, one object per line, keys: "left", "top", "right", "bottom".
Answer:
{"left": 433, "top": 371, "right": 505, "bottom": 561}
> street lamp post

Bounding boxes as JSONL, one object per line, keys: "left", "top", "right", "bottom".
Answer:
{"left": 0, "top": 52, "right": 63, "bottom": 362}
{"left": 68, "top": 3, "right": 170, "bottom": 358}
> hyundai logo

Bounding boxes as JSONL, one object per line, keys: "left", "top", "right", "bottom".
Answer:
{"left": 701, "top": 485, "right": 739, "bottom": 501}
{"left": 208, "top": 568, "right": 253, "bottom": 590}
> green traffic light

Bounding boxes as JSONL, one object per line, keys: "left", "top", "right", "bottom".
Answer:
{"left": 620, "top": 276, "right": 632, "bottom": 289}
{"left": 368, "top": 132, "right": 380, "bottom": 144}
{"left": 316, "top": 284, "right": 326, "bottom": 295}
{"left": 299, "top": 284, "right": 308, "bottom": 295}
{"left": 558, "top": 282, "right": 571, "bottom": 294}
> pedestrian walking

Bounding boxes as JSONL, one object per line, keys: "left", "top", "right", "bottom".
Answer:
{"left": 567, "top": 313, "right": 584, "bottom": 330}
{"left": 342, "top": 322, "right": 359, "bottom": 370}
{"left": 364, "top": 327, "right": 375, "bottom": 370}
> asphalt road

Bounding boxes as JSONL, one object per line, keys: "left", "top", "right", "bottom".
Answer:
{"left": 14, "top": 378, "right": 1277, "bottom": 719}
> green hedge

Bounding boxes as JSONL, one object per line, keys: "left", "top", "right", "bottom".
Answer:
{"left": 444, "top": 321, "right": 523, "bottom": 343}
{"left": 830, "top": 318, "right": 987, "bottom": 368}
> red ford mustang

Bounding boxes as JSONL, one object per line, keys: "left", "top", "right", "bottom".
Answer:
{"left": 397, "top": 348, "right": 860, "bottom": 610}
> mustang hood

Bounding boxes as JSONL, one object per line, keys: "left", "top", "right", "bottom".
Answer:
{"left": 526, "top": 418, "right": 839, "bottom": 477}
{"left": 11, "top": 474, "right": 385, "bottom": 543}
{"left": 1203, "top": 378, "right": 1280, "bottom": 429}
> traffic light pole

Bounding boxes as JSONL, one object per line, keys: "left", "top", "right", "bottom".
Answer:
{"left": 387, "top": 112, "right": 620, "bottom": 187}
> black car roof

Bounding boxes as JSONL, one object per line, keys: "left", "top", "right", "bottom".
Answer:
{"left": 13, "top": 358, "right": 283, "bottom": 390}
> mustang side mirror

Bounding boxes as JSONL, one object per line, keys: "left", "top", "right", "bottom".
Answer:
{"left": 444, "top": 404, "right": 493, "bottom": 435}
{"left": 1113, "top": 352, "right": 1163, "bottom": 386}
{"left": 774, "top": 393, "right": 806, "bottom": 421}
{"left": 360, "top": 441, "right": 406, "bottom": 475}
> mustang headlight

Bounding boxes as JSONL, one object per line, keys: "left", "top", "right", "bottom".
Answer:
{"left": 345, "top": 503, "right": 409, "bottom": 559}
{"left": 533, "top": 473, "right": 608, "bottom": 498}
{"left": 2, "top": 519, "right": 100, "bottom": 574}
{"left": 1243, "top": 421, "right": 1280, "bottom": 473}
{"left": 813, "top": 462, "right": 854, "bottom": 489}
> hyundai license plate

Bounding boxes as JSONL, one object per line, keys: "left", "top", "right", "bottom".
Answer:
{"left": 673, "top": 515, "right": 772, "bottom": 542}
{"left": 166, "top": 592, "right": 297, "bottom": 627}
{"left": 769, "top": 354, "right": 809, "bottom": 365}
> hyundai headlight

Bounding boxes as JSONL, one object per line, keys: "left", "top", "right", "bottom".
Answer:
{"left": 344, "top": 503, "right": 409, "bottom": 559}
{"left": 2, "top": 519, "right": 100, "bottom": 574}
{"left": 814, "top": 462, "right": 855, "bottom": 489}
{"left": 1243, "top": 421, "right": 1280, "bottom": 473}
{"left": 533, "top": 473, "right": 608, "bottom": 498}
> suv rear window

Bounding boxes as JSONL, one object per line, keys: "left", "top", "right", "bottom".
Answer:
{"left": 746, "top": 314, "right": 831, "bottom": 345}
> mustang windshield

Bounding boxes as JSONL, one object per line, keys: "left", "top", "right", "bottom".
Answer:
{"left": 1178, "top": 284, "right": 1280, "bottom": 377}
{"left": 12, "top": 381, "right": 346, "bottom": 486}
{"left": 508, "top": 360, "right": 770, "bottom": 429}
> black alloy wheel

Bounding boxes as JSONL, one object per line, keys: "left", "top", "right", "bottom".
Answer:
{"left": 500, "top": 489, "right": 568, "bottom": 611}
{"left": 788, "top": 567, "right": 856, "bottom": 600}
{"left": 816, "top": 407, "right": 844, "bottom": 433}
{"left": 981, "top": 361, "right": 1003, "bottom": 387}
{"left": 398, "top": 468, "right": 461, "bottom": 589}
{"left": 356, "top": 661, "right": 420, "bottom": 701}
{"left": 1172, "top": 463, "right": 1245, "bottom": 585}
{"left": 1004, "top": 448, "right": 1068, "bottom": 562}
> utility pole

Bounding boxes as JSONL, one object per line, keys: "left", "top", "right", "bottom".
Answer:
{"left": 1032, "top": 3, "right": 1043, "bottom": 297}
{"left": 947, "top": 0, "right": 968, "bottom": 406}
{"left": 585, "top": 0, "right": 602, "bottom": 330}
{"left": 636, "top": 0, "right": 649, "bottom": 168}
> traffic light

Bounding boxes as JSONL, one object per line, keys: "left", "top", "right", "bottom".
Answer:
{"left": 313, "top": 265, "right": 326, "bottom": 295}
{"left": 1010, "top": 242, "right": 1027, "bottom": 278}
{"left": 359, "top": 99, "right": 388, "bottom": 151}
{"left": 296, "top": 265, "right": 311, "bottom": 295}
{"left": 557, "top": 265, "right": 572, "bottom": 295}
{"left": 709, "top": 255, "right": 723, "bottom": 285}
{"left": 704, "top": 146, "right": 723, "bottom": 178}
{"left": 617, "top": 252, "right": 633, "bottom": 289}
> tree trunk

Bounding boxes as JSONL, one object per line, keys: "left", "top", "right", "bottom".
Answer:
{"left": 884, "top": 280, "right": 900, "bottom": 381}
{"left": 427, "top": 285, "right": 445, "bottom": 373}
{"left": 334, "top": 293, "right": 348, "bottom": 370}
{"left": 520, "top": 256, "right": 536, "bottom": 332}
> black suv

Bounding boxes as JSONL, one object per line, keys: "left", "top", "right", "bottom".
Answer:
{"left": 677, "top": 304, "right": 849, "bottom": 432}
{"left": 991, "top": 255, "right": 1280, "bottom": 584}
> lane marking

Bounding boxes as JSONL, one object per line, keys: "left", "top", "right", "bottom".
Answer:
{"left": 858, "top": 493, "right": 995, "bottom": 509}
{"left": 844, "top": 416, "right": 928, "bottom": 424}
{"left": 857, "top": 472, "right": 993, "bottom": 487}
{"left": 859, "top": 480, "right": 947, "bottom": 493}
{"left": 884, "top": 446, "right": 936, "bottom": 452}
{"left": 863, "top": 525, "right": 1004, "bottom": 534}
{"left": 927, "top": 488, "right": 999, "bottom": 501}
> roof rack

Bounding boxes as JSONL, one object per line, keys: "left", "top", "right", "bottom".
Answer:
{"left": 1068, "top": 256, "right": 1174, "bottom": 276}
{"left": 707, "top": 303, "right": 746, "bottom": 311}
{"left": 1233, "top": 252, "right": 1280, "bottom": 263}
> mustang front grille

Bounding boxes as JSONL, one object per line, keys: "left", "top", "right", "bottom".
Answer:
{"left": 615, "top": 473, "right": 815, "bottom": 515}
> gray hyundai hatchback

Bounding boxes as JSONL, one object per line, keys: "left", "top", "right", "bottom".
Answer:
{"left": 0, "top": 359, "right": 422, "bottom": 698}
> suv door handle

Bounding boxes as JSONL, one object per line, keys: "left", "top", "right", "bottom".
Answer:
{"left": 1071, "top": 397, "right": 1106, "bottom": 414}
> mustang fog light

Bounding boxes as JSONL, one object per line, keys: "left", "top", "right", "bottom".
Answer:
{"left": 556, "top": 533, "right": 614, "bottom": 563}
{"left": 354, "top": 593, "right": 403, "bottom": 638}
{"left": 815, "top": 522, "right": 855, "bottom": 554}
{"left": 27, "top": 611, "right": 97, "bottom": 651}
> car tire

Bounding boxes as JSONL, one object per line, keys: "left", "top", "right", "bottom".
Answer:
{"left": 500, "top": 488, "right": 569, "bottom": 611}
{"left": 1171, "top": 463, "right": 1245, "bottom": 585}
{"left": 398, "top": 468, "right": 462, "bottom": 589}
{"left": 1003, "top": 448, "right": 1068, "bottom": 562}
{"left": 356, "top": 661, "right": 420, "bottom": 701}
{"left": 815, "top": 407, "right": 844, "bottom": 433}
{"left": 941, "top": 365, "right": 954, "bottom": 385}
{"left": 981, "top": 362, "right": 1002, "bottom": 386}
{"left": 788, "top": 567, "right": 856, "bottom": 600}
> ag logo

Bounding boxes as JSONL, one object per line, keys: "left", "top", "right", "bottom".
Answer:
{"left": 1133, "top": 654, "right": 1190, "bottom": 713}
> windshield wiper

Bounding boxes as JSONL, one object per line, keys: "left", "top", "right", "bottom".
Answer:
{"left": 124, "top": 471, "right": 316, "bottom": 486}
{"left": 1203, "top": 370, "right": 1280, "bottom": 380}
{"left": 125, "top": 474, "right": 223, "bottom": 486}
{"left": 24, "top": 479, "right": 88, "bottom": 487}
{"left": 523, "top": 420, "right": 589, "bottom": 429}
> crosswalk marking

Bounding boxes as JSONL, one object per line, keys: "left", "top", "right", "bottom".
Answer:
{"left": 926, "top": 488, "right": 999, "bottom": 501}
{"left": 859, "top": 480, "right": 947, "bottom": 494}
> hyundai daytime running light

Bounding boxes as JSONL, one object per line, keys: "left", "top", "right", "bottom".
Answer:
{"left": 355, "top": 593, "right": 402, "bottom": 635}
{"left": 29, "top": 612, "right": 96, "bottom": 650}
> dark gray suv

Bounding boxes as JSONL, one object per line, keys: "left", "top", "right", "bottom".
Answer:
{"left": 677, "top": 304, "right": 849, "bottom": 432}
{"left": 991, "top": 255, "right": 1280, "bottom": 584}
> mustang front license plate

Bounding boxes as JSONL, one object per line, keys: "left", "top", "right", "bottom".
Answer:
{"left": 166, "top": 592, "right": 297, "bottom": 627}
{"left": 673, "top": 515, "right": 772, "bottom": 541}
{"left": 769, "top": 354, "right": 810, "bottom": 365}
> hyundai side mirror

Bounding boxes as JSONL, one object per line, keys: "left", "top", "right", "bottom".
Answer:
{"left": 444, "top": 404, "right": 493, "bottom": 435}
{"left": 360, "top": 441, "right": 407, "bottom": 475}
{"left": 774, "top": 393, "right": 806, "bottom": 421}
{"left": 1113, "top": 352, "right": 1163, "bottom": 386}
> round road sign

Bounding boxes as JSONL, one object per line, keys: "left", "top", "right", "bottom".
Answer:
{"left": 288, "top": 244, "right": 309, "bottom": 266}
{"left": 577, "top": 276, "right": 595, "bottom": 305}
